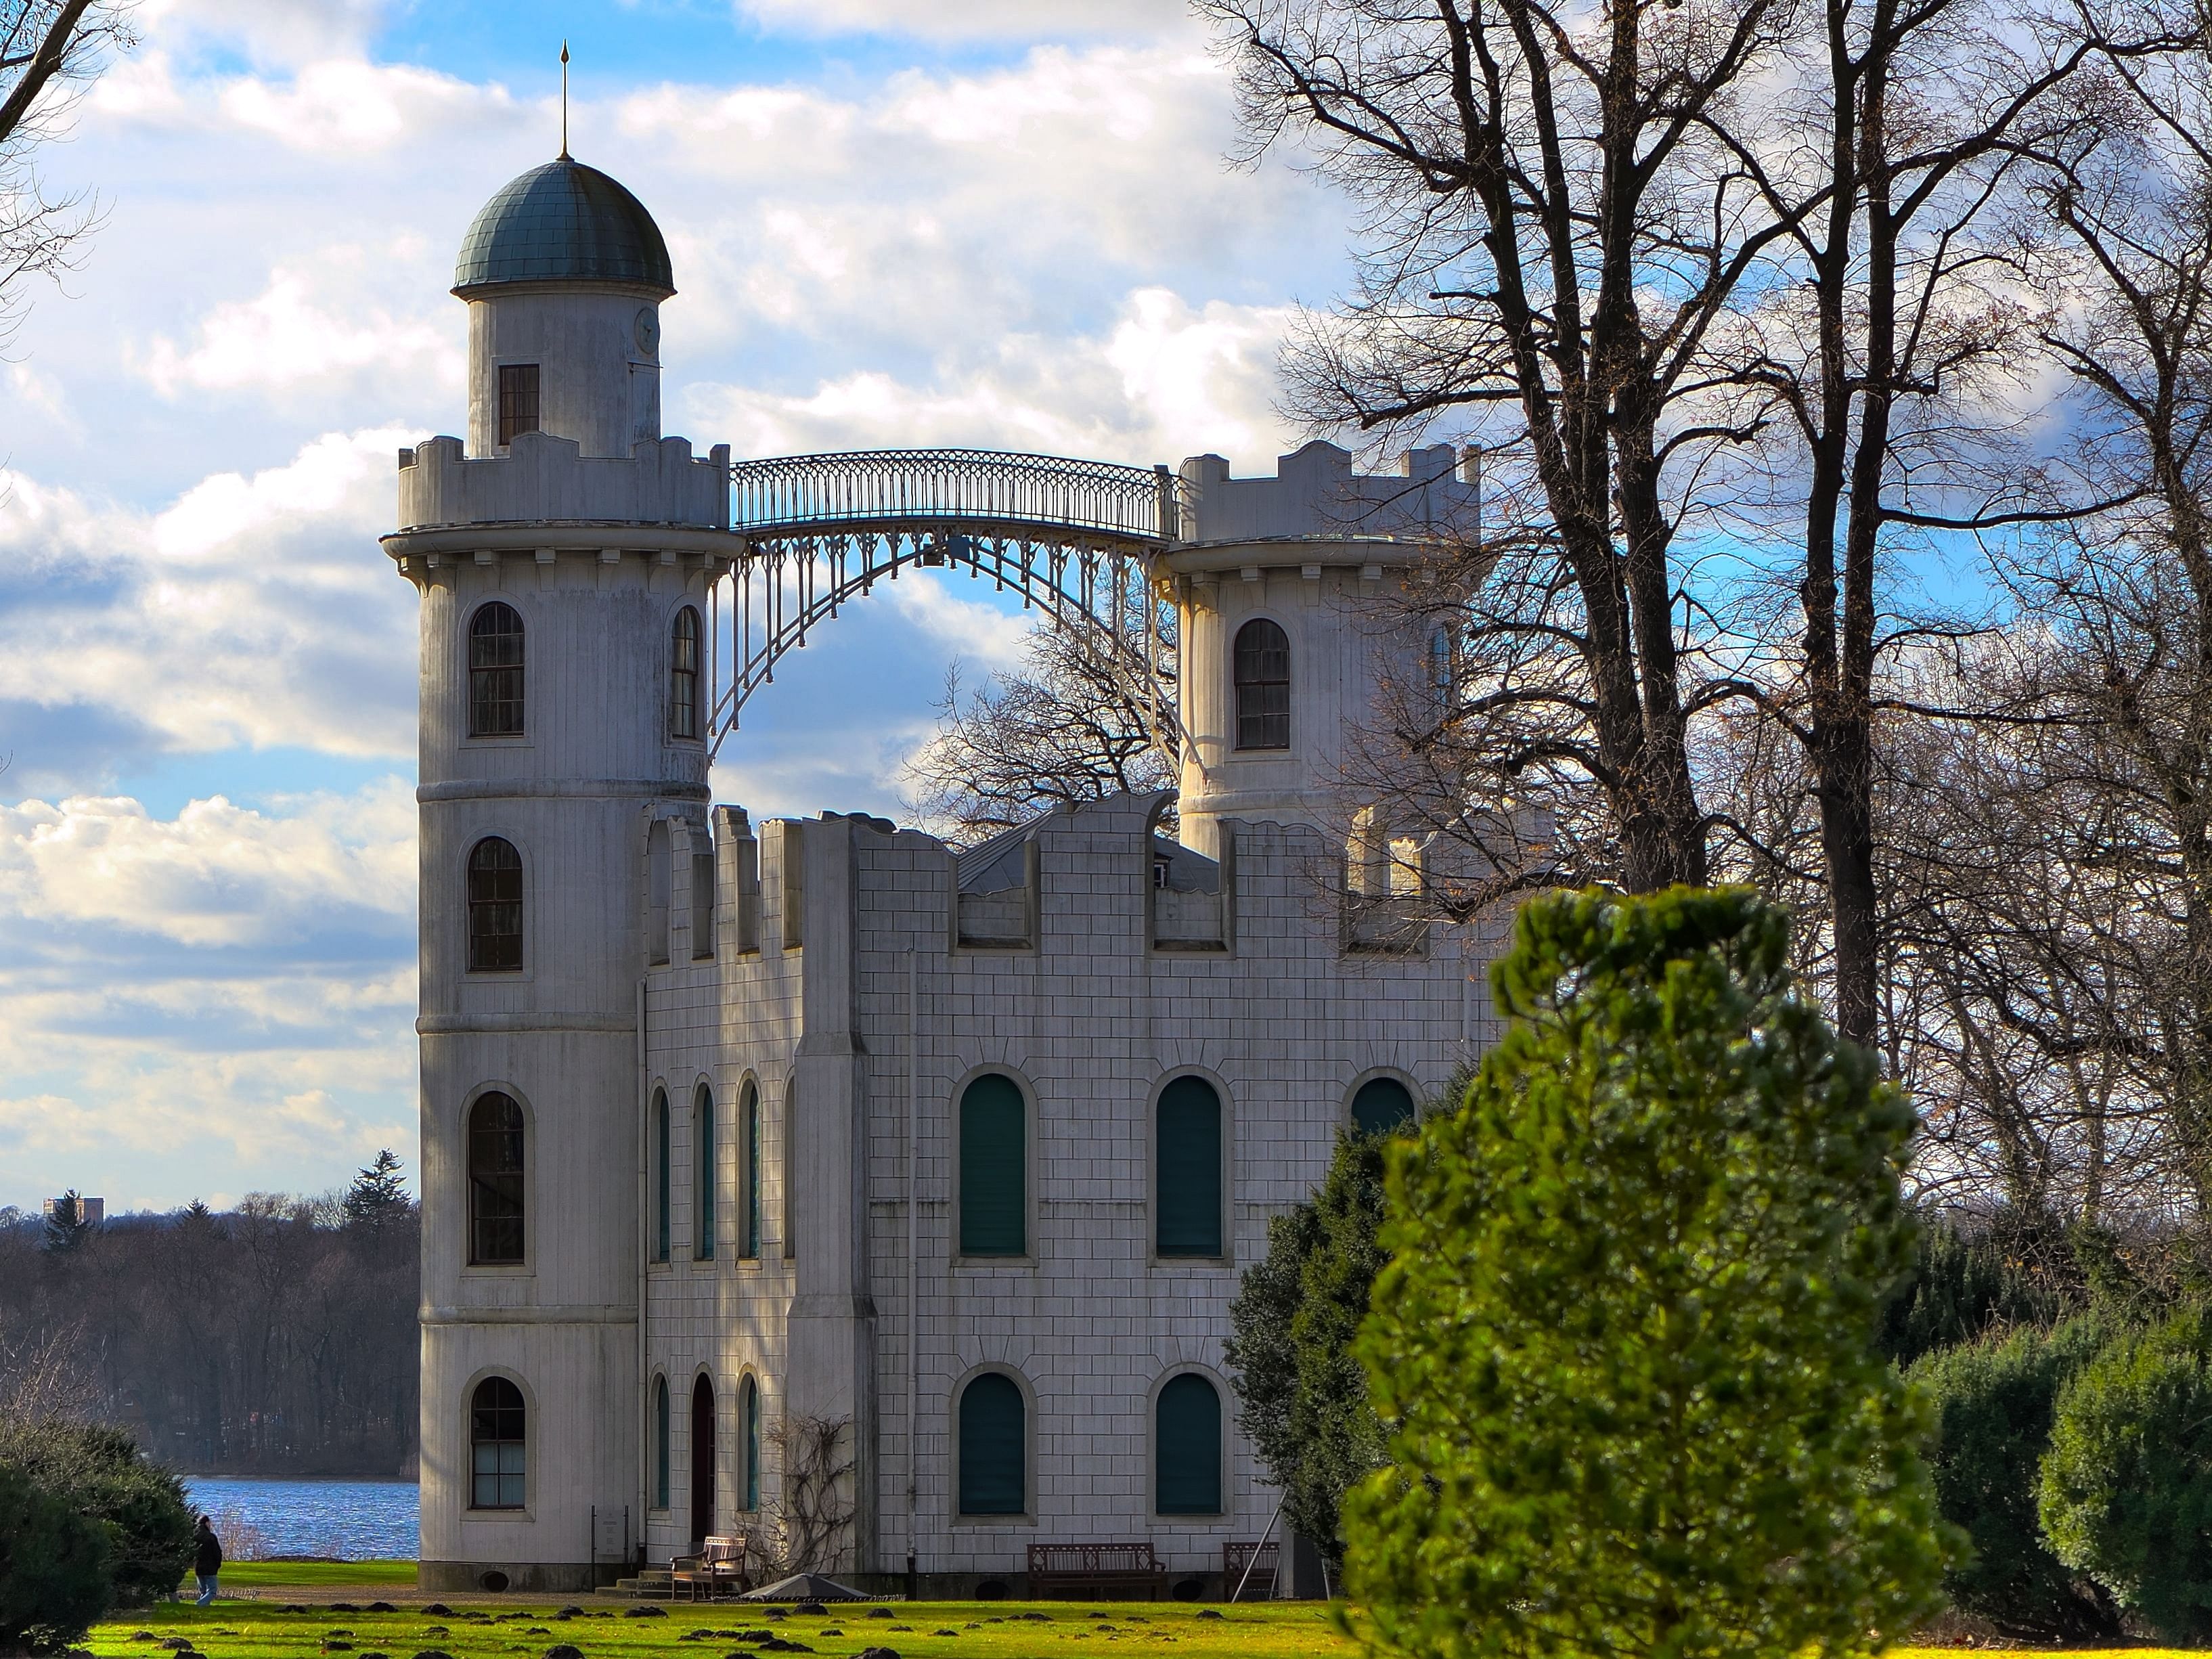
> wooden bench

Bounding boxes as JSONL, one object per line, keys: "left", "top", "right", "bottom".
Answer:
{"left": 1223, "top": 1540, "right": 1278, "bottom": 1600}
{"left": 1027, "top": 1542, "right": 1169, "bottom": 1599}
{"left": 670, "top": 1535, "right": 746, "bottom": 1601}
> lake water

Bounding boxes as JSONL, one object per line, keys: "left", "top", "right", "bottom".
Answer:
{"left": 184, "top": 1477, "right": 418, "bottom": 1562}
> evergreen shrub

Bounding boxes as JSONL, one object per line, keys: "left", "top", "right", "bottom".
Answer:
{"left": 2041, "top": 1306, "right": 2212, "bottom": 1641}
{"left": 1911, "top": 1320, "right": 2119, "bottom": 1640}
{"left": 1345, "top": 887, "right": 1949, "bottom": 1659}
{"left": 0, "top": 1459, "right": 113, "bottom": 1651}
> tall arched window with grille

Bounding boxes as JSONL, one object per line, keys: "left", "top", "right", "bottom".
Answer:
{"left": 740, "top": 1082, "right": 761, "bottom": 1258}
{"left": 1233, "top": 617, "right": 1290, "bottom": 750}
{"left": 694, "top": 1083, "right": 716, "bottom": 1261}
{"left": 653, "top": 1088, "right": 671, "bottom": 1264}
{"left": 956, "top": 1371, "right": 1026, "bottom": 1517}
{"left": 740, "top": 1375, "right": 761, "bottom": 1512}
{"left": 669, "top": 607, "right": 702, "bottom": 740}
{"left": 470, "top": 1377, "right": 525, "bottom": 1509}
{"left": 468, "top": 1092, "right": 525, "bottom": 1264}
{"left": 1155, "top": 1076, "right": 1223, "bottom": 1258}
{"left": 466, "top": 838, "right": 523, "bottom": 972}
{"left": 653, "top": 1375, "right": 671, "bottom": 1509}
{"left": 958, "top": 1074, "right": 1025, "bottom": 1257}
{"left": 1155, "top": 1373, "right": 1223, "bottom": 1515}
{"left": 468, "top": 602, "right": 525, "bottom": 737}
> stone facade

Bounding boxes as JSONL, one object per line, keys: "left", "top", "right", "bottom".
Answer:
{"left": 398, "top": 158, "right": 1499, "bottom": 1597}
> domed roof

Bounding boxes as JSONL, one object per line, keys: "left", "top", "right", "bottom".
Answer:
{"left": 453, "top": 159, "right": 674, "bottom": 296}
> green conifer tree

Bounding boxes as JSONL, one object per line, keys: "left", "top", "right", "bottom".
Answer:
{"left": 1346, "top": 887, "right": 1948, "bottom": 1659}
{"left": 341, "top": 1150, "right": 411, "bottom": 1239}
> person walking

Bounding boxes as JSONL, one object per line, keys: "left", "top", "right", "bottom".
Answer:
{"left": 192, "top": 1515, "right": 222, "bottom": 1606}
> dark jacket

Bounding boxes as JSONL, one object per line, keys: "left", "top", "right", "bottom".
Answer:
{"left": 194, "top": 1528, "right": 222, "bottom": 1576}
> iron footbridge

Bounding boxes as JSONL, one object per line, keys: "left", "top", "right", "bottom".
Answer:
{"left": 707, "top": 447, "right": 1183, "bottom": 759}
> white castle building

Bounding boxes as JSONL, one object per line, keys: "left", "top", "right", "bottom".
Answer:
{"left": 391, "top": 156, "right": 1497, "bottom": 1597}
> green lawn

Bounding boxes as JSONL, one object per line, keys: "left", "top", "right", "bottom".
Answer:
{"left": 179, "top": 1563, "right": 421, "bottom": 1589}
{"left": 97, "top": 1599, "right": 1356, "bottom": 1659}
{"left": 93, "top": 1597, "right": 2181, "bottom": 1659}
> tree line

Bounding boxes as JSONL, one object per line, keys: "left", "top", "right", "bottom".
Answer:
{"left": 0, "top": 1155, "right": 420, "bottom": 1478}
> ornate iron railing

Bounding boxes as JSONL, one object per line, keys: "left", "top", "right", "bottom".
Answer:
{"left": 729, "top": 447, "right": 1176, "bottom": 544}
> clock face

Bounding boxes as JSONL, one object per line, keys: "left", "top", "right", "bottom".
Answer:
{"left": 634, "top": 307, "right": 660, "bottom": 354}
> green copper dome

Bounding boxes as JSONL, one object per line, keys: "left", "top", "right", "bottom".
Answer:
{"left": 453, "top": 159, "right": 674, "bottom": 296}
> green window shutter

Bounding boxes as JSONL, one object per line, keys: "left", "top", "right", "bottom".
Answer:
{"left": 1156, "top": 1076, "right": 1222, "bottom": 1256}
{"left": 958, "top": 1373, "right": 1026, "bottom": 1515}
{"left": 1155, "top": 1374, "right": 1222, "bottom": 1514}
{"left": 741, "top": 1377, "right": 760, "bottom": 1511}
{"left": 654, "top": 1377, "right": 670, "bottom": 1509}
{"left": 696, "top": 1085, "right": 716, "bottom": 1260}
{"left": 960, "top": 1074, "right": 1026, "bottom": 1256}
{"left": 743, "top": 1088, "right": 761, "bottom": 1258}
{"left": 1351, "top": 1077, "right": 1415, "bottom": 1137}
{"left": 654, "top": 1092, "right": 671, "bottom": 1263}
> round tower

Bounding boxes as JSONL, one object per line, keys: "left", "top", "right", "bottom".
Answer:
{"left": 385, "top": 157, "right": 739, "bottom": 1593}
{"left": 1168, "top": 441, "right": 1474, "bottom": 862}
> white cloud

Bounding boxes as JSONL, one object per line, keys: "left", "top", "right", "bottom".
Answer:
{"left": 692, "top": 286, "right": 1293, "bottom": 466}
{"left": 0, "top": 784, "right": 413, "bottom": 948}
{"left": 0, "top": 429, "right": 420, "bottom": 763}
{"left": 217, "top": 57, "right": 503, "bottom": 153}
{"left": 734, "top": 0, "right": 1195, "bottom": 41}
{"left": 139, "top": 265, "right": 456, "bottom": 398}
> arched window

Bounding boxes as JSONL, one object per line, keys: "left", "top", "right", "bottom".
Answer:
{"left": 694, "top": 1084, "right": 717, "bottom": 1261}
{"left": 1233, "top": 617, "right": 1290, "bottom": 751}
{"left": 1156, "top": 1076, "right": 1223, "bottom": 1258}
{"left": 669, "top": 607, "right": 701, "bottom": 740}
{"left": 690, "top": 1375, "right": 715, "bottom": 1549}
{"left": 1155, "top": 1374, "right": 1223, "bottom": 1516}
{"left": 470, "top": 1377, "right": 525, "bottom": 1509}
{"left": 959, "top": 1074, "right": 1025, "bottom": 1257}
{"left": 653, "top": 1088, "right": 671, "bottom": 1264}
{"left": 468, "top": 1092, "right": 525, "bottom": 1264}
{"left": 957, "top": 1372, "right": 1025, "bottom": 1516}
{"left": 653, "top": 1375, "right": 671, "bottom": 1509}
{"left": 782, "top": 1080, "right": 797, "bottom": 1261}
{"left": 468, "top": 602, "right": 525, "bottom": 738}
{"left": 740, "top": 1375, "right": 761, "bottom": 1512}
{"left": 1351, "top": 1076, "right": 1417, "bottom": 1138}
{"left": 466, "top": 838, "right": 523, "bottom": 973}
{"left": 740, "top": 1082, "right": 761, "bottom": 1259}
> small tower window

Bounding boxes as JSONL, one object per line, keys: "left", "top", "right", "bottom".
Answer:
{"left": 468, "top": 602, "right": 525, "bottom": 738}
{"left": 1234, "top": 618, "right": 1291, "bottom": 750}
{"left": 470, "top": 1377, "right": 527, "bottom": 1509}
{"left": 497, "top": 363, "right": 541, "bottom": 446}
{"left": 466, "top": 838, "right": 523, "bottom": 972}
{"left": 468, "top": 1091, "right": 525, "bottom": 1264}
{"left": 671, "top": 607, "right": 702, "bottom": 740}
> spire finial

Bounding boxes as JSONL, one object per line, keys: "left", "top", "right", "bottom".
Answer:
{"left": 559, "top": 40, "right": 570, "bottom": 160}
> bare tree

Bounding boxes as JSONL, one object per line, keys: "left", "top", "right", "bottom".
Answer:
{"left": 744, "top": 1414, "right": 858, "bottom": 1578}
{"left": 1200, "top": 0, "right": 1817, "bottom": 896}
{"left": 905, "top": 600, "right": 1175, "bottom": 845}
{"left": 0, "top": 0, "right": 132, "bottom": 340}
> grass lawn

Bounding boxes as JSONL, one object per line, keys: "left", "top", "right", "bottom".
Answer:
{"left": 179, "top": 1564, "right": 422, "bottom": 1589}
{"left": 90, "top": 1596, "right": 2191, "bottom": 1659}
{"left": 93, "top": 1599, "right": 1358, "bottom": 1659}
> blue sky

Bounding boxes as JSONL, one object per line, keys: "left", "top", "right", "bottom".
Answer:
{"left": 0, "top": 0, "right": 1352, "bottom": 1212}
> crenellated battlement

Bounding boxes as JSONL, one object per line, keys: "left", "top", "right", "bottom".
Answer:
{"left": 1175, "top": 439, "right": 1476, "bottom": 546}
{"left": 397, "top": 430, "right": 730, "bottom": 531}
